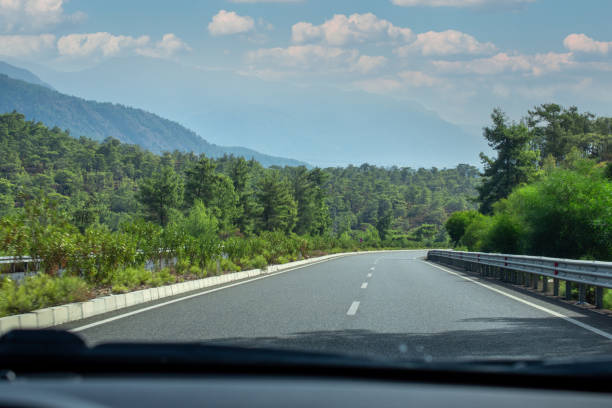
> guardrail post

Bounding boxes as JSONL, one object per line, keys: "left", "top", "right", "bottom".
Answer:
{"left": 532, "top": 274, "right": 539, "bottom": 290}
{"left": 542, "top": 277, "right": 548, "bottom": 293}
{"left": 553, "top": 278, "right": 559, "bottom": 296}
{"left": 565, "top": 281, "right": 572, "bottom": 300}
{"left": 578, "top": 284, "right": 586, "bottom": 304}
{"left": 595, "top": 287, "right": 604, "bottom": 309}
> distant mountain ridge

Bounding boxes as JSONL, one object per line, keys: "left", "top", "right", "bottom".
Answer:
{"left": 0, "top": 61, "right": 53, "bottom": 89}
{"left": 0, "top": 64, "right": 308, "bottom": 168}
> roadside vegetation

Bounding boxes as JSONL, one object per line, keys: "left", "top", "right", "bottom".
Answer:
{"left": 0, "top": 112, "right": 477, "bottom": 316}
{"left": 445, "top": 104, "right": 611, "bottom": 306}
{"left": 446, "top": 104, "right": 611, "bottom": 261}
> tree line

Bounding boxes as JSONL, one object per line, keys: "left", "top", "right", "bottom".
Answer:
{"left": 446, "top": 104, "right": 611, "bottom": 261}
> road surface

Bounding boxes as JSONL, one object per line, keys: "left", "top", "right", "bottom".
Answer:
{"left": 62, "top": 250, "right": 612, "bottom": 361}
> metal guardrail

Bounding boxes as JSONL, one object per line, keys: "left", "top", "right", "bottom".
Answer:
{"left": 427, "top": 250, "right": 612, "bottom": 309}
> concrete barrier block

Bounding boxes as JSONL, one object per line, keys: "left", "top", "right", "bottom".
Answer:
{"left": 52, "top": 307, "right": 69, "bottom": 325}
{"left": 150, "top": 288, "right": 159, "bottom": 301}
{"left": 133, "top": 290, "right": 145, "bottom": 305}
{"left": 81, "top": 301, "right": 95, "bottom": 319}
{"left": 114, "top": 294, "right": 126, "bottom": 309}
{"left": 103, "top": 296, "right": 117, "bottom": 312}
{"left": 92, "top": 298, "right": 106, "bottom": 316}
{"left": 142, "top": 289, "right": 151, "bottom": 303}
{"left": 0, "top": 315, "right": 21, "bottom": 333}
{"left": 34, "top": 308, "right": 55, "bottom": 328}
{"left": 124, "top": 292, "right": 136, "bottom": 307}
{"left": 66, "top": 304, "right": 83, "bottom": 321}
{"left": 19, "top": 313, "right": 38, "bottom": 329}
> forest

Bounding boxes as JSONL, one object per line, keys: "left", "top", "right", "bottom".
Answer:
{"left": 0, "top": 111, "right": 479, "bottom": 315}
{"left": 1, "top": 102, "right": 610, "bottom": 316}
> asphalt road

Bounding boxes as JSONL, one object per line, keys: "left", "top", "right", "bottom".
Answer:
{"left": 65, "top": 250, "right": 612, "bottom": 361}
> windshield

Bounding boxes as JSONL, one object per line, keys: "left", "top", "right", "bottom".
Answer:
{"left": 0, "top": 0, "right": 611, "bottom": 366}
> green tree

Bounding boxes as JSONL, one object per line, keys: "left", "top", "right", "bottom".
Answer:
{"left": 256, "top": 172, "right": 298, "bottom": 233}
{"left": 138, "top": 166, "right": 183, "bottom": 226}
{"left": 477, "top": 109, "right": 539, "bottom": 214}
{"left": 184, "top": 156, "right": 217, "bottom": 207}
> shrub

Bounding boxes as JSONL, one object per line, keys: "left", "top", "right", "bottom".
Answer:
{"left": 189, "top": 265, "right": 206, "bottom": 278}
{"left": 111, "top": 284, "right": 130, "bottom": 294}
{"left": 108, "top": 267, "right": 152, "bottom": 289}
{"left": 175, "top": 258, "right": 190, "bottom": 275}
{"left": 0, "top": 275, "right": 91, "bottom": 317}
{"left": 246, "top": 255, "right": 267, "bottom": 270}
{"left": 276, "top": 255, "right": 290, "bottom": 264}
{"left": 603, "top": 289, "right": 612, "bottom": 309}
{"left": 461, "top": 215, "right": 493, "bottom": 251}
{"left": 150, "top": 268, "right": 175, "bottom": 287}
{"left": 445, "top": 210, "right": 481, "bottom": 246}
{"left": 481, "top": 213, "right": 526, "bottom": 254}
{"left": 220, "top": 258, "right": 240, "bottom": 272}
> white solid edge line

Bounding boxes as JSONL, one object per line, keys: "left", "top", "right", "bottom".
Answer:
{"left": 71, "top": 256, "right": 345, "bottom": 333}
{"left": 361, "top": 282, "right": 368, "bottom": 289}
{"left": 347, "top": 301, "right": 360, "bottom": 316}
{"left": 422, "top": 260, "right": 612, "bottom": 341}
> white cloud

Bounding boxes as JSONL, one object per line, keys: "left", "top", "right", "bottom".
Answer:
{"left": 398, "top": 70, "right": 442, "bottom": 87}
{"left": 57, "top": 32, "right": 190, "bottom": 60}
{"left": 395, "top": 29, "right": 496, "bottom": 56}
{"left": 0, "top": 33, "right": 54, "bottom": 56}
{"left": 208, "top": 10, "right": 254, "bottom": 36}
{"left": 292, "top": 13, "right": 413, "bottom": 46}
{"left": 247, "top": 44, "right": 359, "bottom": 70}
{"left": 0, "top": 0, "right": 85, "bottom": 33}
{"left": 136, "top": 33, "right": 191, "bottom": 58}
{"left": 57, "top": 32, "right": 150, "bottom": 58}
{"left": 391, "top": 0, "right": 535, "bottom": 8}
{"left": 433, "top": 51, "right": 574, "bottom": 76}
{"left": 563, "top": 33, "right": 610, "bottom": 55}
{"left": 352, "top": 55, "right": 387, "bottom": 73}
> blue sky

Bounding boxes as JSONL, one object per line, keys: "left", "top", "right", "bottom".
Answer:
{"left": 1, "top": 0, "right": 611, "bottom": 167}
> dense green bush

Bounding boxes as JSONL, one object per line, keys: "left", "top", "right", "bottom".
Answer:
{"left": 0, "top": 275, "right": 91, "bottom": 317}
{"left": 451, "top": 160, "right": 611, "bottom": 260}
{"left": 108, "top": 267, "right": 152, "bottom": 289}
{"left": 445, "top": 210, "right": 481, "bottom": 246}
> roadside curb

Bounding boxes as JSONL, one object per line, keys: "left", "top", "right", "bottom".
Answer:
{"left": 0, "top": 249, "right": 409, "bottom": 334}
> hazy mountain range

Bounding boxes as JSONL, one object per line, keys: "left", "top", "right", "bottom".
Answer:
{"left": 1, "top": 58, "right": 487, "bottom": 168}
{"left": 0, "top": 63, "right": 308, "bottom": 168}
